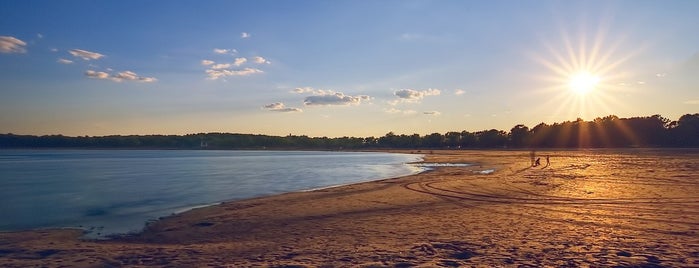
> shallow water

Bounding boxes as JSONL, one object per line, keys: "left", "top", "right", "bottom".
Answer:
{"left": 0, "top": 150, "right": 423, "bottom": 237}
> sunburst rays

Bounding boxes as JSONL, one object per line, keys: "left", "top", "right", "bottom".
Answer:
{"left": 529, "top": 24, "right": 641, "bottom": 122}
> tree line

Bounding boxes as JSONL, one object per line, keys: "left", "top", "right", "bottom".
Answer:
{"left": 1, "top": 114, "right": 697, "bottom": 149}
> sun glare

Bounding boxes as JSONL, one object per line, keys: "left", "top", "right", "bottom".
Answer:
{"left": 569, "top": 72, "right": 600, "bottom": 95}
{"left": 530, "top": 22, "right": 637, "bottom": 122}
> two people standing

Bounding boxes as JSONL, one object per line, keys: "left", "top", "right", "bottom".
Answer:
{"left": 530, "top": 150, "right": 550, "bottom": 168}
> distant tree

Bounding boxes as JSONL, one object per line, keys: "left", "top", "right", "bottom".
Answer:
{"left": 423, "top": 133, "right": 445, "bottom": 148}
{"left": 2, "top": 114, "right": 698, "bottom": 149}
{"left": 444, "top": 131, "right": 461, "bottom": 148}
{"left": 509, "top": 124, "right": 530, "bottom": 148}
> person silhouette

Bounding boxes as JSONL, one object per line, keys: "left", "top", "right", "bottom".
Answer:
{"left": 534, "top": 157, "right": 541, "bottom": 167}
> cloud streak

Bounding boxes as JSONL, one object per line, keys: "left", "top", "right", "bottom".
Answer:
{"left": 213, "top": 48, "right": 237, "bottom": 55}
{"left": 85, "top": 70, "right": 157, "bottom": 83}
{"left": 206, "top": 68, "right": 263, "bottom": 80}
{"left": 234, "top": 57, "right": 247, "bottom": 66}
{"left": 57, "top": 58, "right": 73, "bottom": 64}
{"left": 263, "top": 102, "right": 302, "bottom": 112}
{"left": 252, "top": 56, "right": 270, "bottom": 64}
{"left": 304, "top": 91, "right": 371, "bottom": 106}
{"left": 0, "top": 36, "right": 27, "bottom": 53}
{"left": 69, "top": 49, "right": 105, "bottom": 60}
{"left": 393, "top": 88, "right": 440, "bottom": 103}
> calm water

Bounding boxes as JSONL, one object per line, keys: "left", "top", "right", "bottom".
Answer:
{"left": 0, "top": 150, "right": 423, "bottom": 237}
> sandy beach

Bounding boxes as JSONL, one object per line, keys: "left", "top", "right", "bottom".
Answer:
{"left": 1, "top": 149, "right": 698, "bottom": 267}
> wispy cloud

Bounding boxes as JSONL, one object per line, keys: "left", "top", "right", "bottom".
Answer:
{"left": 234, "top": 57, "right": 247, "bottom": 66}
{"left": 57, "top": 58, "right": 73, "bottom": 64}
{"left": 113, "top": 71, "right": 157, "bottom": 82}
{"left": 213, "top": 48, "right": 237, "bottom": 55}
{"left": 393, "top": 88, "right": 441, "bottom": 103}
{"left": 252, "top": 56, "right": 270, "bottom": 64}
{"left": 206, "top": 68, "right": 263, "bottom": 80}
{"left": 292, "top": 87, "right": 326, "bottom": 94}
{"left": 204, "top": 48, "right": 268, "bottom": 80}
{"left": 69, "top": 49, "right": 105, "bottom": 60}
{"left": 454, "top": 89, "right": 465, "bottom": 95}
{"left": 684, "top": 100, "right": 699, "bottom": 105}
{"left": 85, "top": 70, "right": 157, "bottom": 83}
{"left": 241, "top": 32, "right": 251, "bottom": 39}
{"left": 263, "top": 102, "right": 302, "bottom": 112}
{"left": 0, "top": 36, "right": 27, "bottom": 54}
{"left": 85, "top": 70, "right": 110, "bottom": 80}
{"left": 304, "top": 91, "right": 371, "bottom": 106}
{"left": 423, "top": 111, "right": 441, "bottom": 116}
{"left": 211, "top": 63, "right": 231, "bottom": 70}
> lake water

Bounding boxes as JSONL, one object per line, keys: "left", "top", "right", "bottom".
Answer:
{"left": 0, "top": 150, "right": 423, "bottom": 238}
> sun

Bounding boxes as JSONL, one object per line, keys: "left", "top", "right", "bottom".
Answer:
{"left": 569, "top": 71, "right": 600, "bottom": 95}
{"left": 529, "top": 22, "right": 638, "bottom": 121}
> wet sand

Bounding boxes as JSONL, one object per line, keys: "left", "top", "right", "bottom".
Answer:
{"left": 1, "top": 149, "right": 698, "bottom": 267}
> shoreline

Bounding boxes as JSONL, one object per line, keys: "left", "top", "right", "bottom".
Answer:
{"left": 0, "top": 150, "right": 422, "bottom": 240}
{"left": 1, "top": 149, "right": 698, "bottom": 267}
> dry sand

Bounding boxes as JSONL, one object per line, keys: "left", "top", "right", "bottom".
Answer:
{"left": 1, "top": 149, "right": 698, "bottom": 267}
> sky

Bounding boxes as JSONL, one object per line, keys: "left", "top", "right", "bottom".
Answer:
{"left": 1, "top": 0, "right": 698, "bottom": 137}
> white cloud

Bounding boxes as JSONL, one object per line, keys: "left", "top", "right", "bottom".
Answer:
{"left": 454, "top": 89, "right": 465, "bottom": 95}
{"left": 0, "top": 36, "right": 27, "bottom": 53}
{"left": 206, "top": 67, "right": 263, "bottom": 80}
{"left": 85, "top": 70, "right": 110, "bottom": 80}
{"left": 656, "top": 73, "right": 667, "bottom": 78}
{"left": 113, "top": 71, "right": 157, "bottom": 82}
{"left": 37, "top": 33, "right": 44, "bottom": 39}
{"left": 263, "top": 102, "right": 302, "bottom": 112}
{"left": 234, "top": 57, "right": 247, "bottom": 66}
{"left": 684, "top": 100, "right": 699, "bottom": 105}
{"left": 241, "top": 32, "right": 251, "bottom": 39}
{"left": 304, "top": 91, "right": 371, "bottom": 106}
{"left": 69, "top": 49, "right": 105, "bottom": 60}
{"left": 291, "top": 87, "right": 335, "bottom": 95}
{"left": 211, "top": 63, "right": 231, "bottom": 70}
{"left": 57, "top": 58, "right": 73, "bottom": 64}
{"left": 293, "top": 87, "right": 315, "bottom": 94}
{"left": 213, "top": 48, "right": 237, "bottom": 55}
{"left": 423, "top": 111, "right": 441, "bottom": 116}
{"left": 50, "top": 48, "right": 58, "bottom": 52}
{"left": 85, "top": 70, "right": 157, "bottom": 83}
{"left": 252, "top": 56, "right": 270, "bottom": 64}
{"left": 213, "top": 48, "right": 230, "bottom": 54}
{"left": 201, "top": 60, "right": 215, "bottom": 66}
{"left": 393, "top": 88, "right": 441, "bottom": 103}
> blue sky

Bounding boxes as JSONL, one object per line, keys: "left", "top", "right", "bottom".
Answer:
{"left": 1, "top": 0, "right": 698, "bottom": 137}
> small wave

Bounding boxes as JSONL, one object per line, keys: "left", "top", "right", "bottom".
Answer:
{"left": 475, "top": 169, "right": 495, "bottom": 174}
